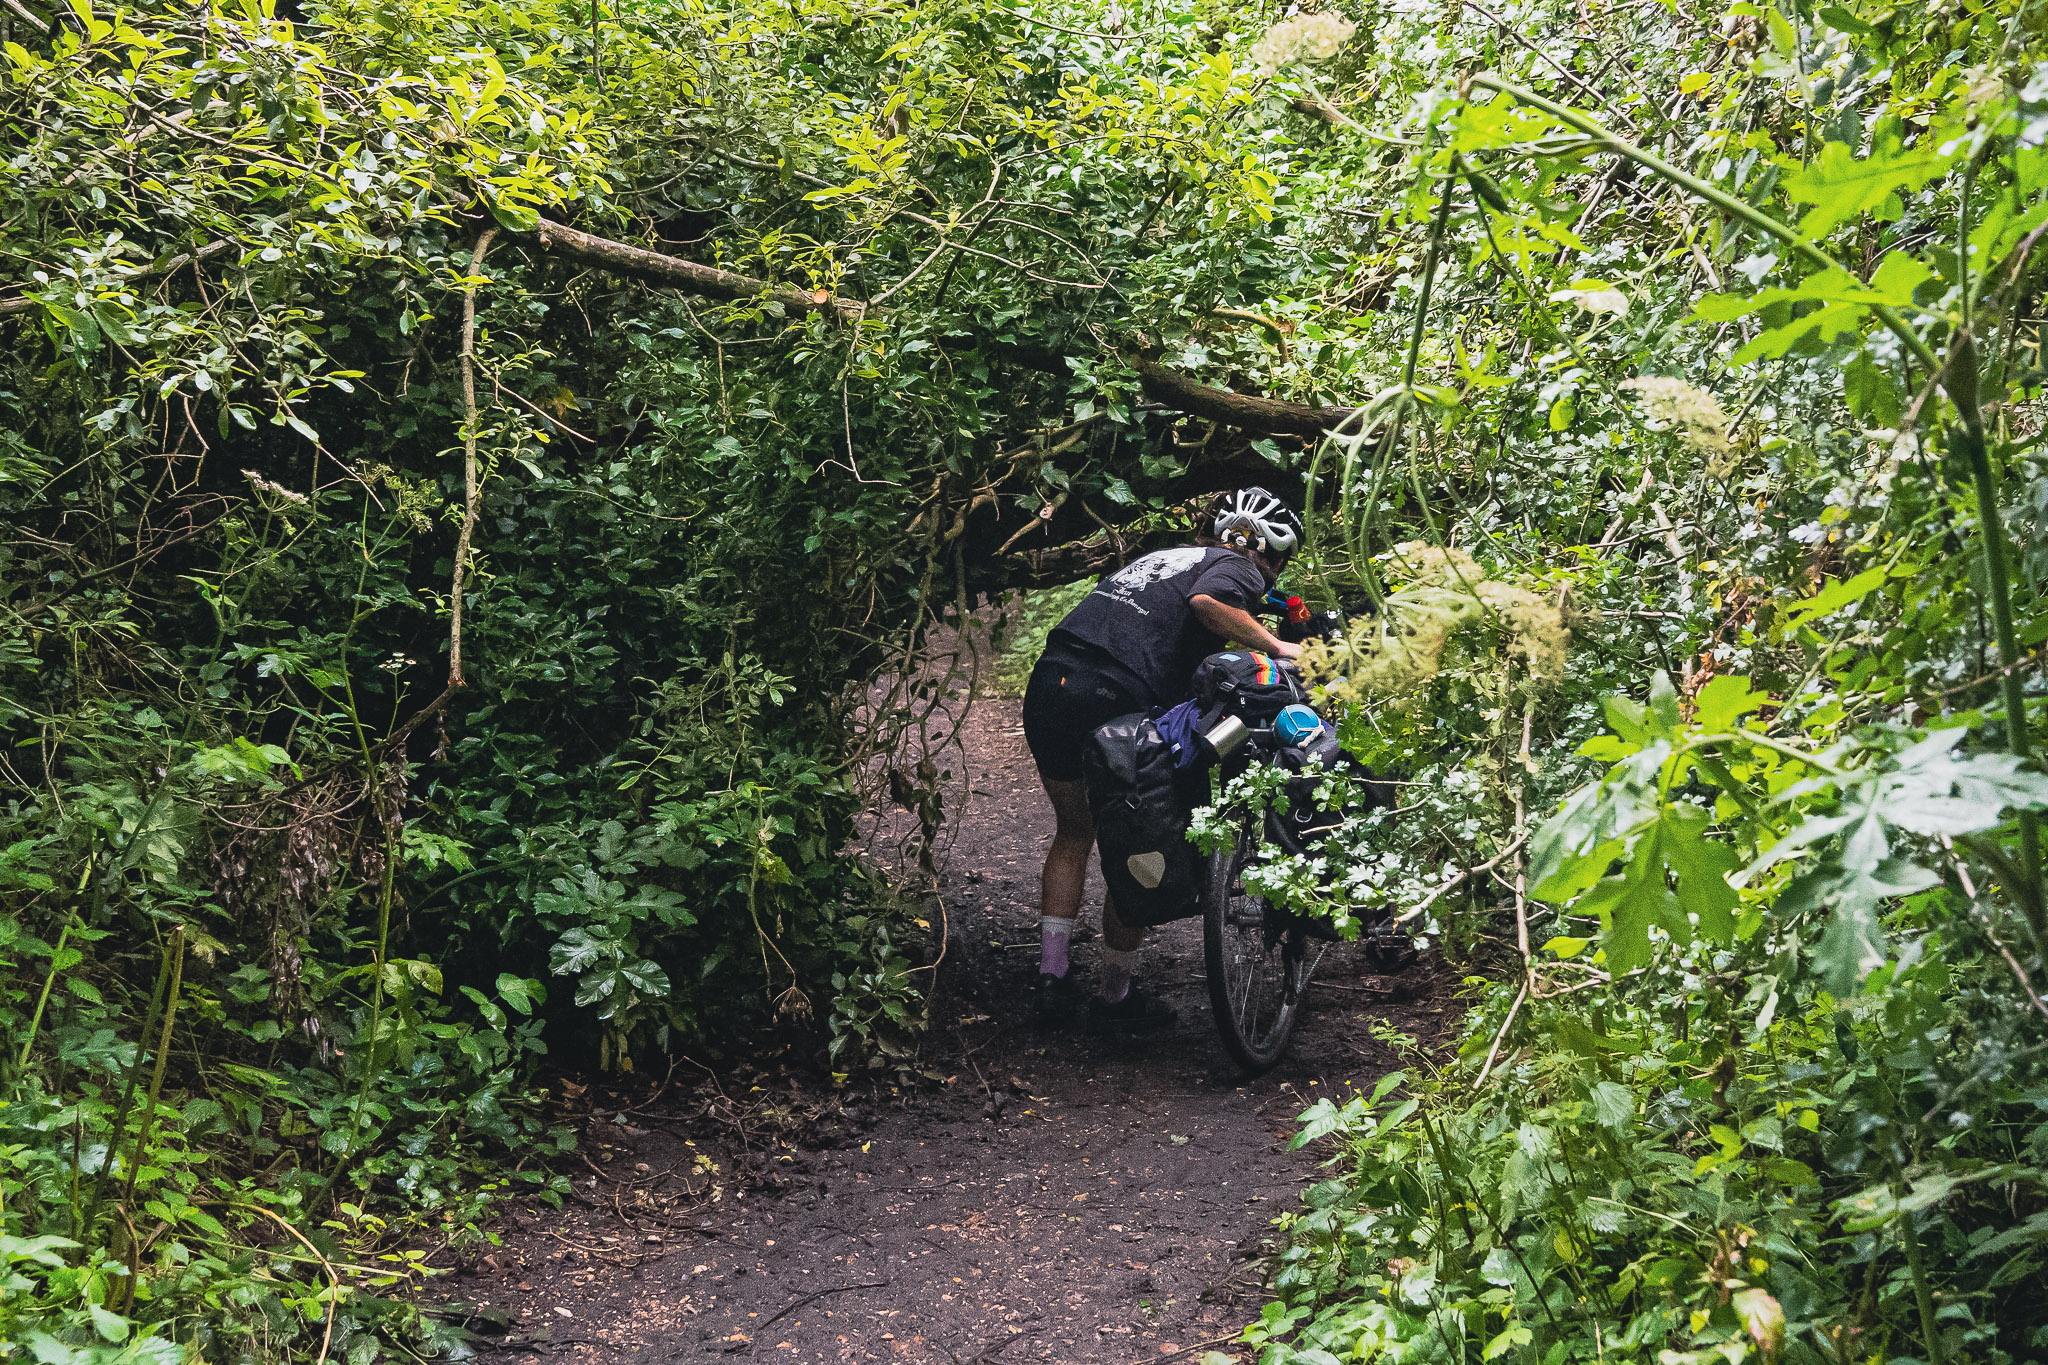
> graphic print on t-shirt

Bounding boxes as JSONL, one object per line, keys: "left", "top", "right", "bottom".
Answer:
{"left": 1047, "top": 545, "right": 1269, "bottom": 706}
{"left": 1089, "top": 547, "right": 1209, "bottom": 616}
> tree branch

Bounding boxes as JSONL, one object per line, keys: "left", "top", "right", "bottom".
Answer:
{"left": 1, "top": 238, "right": 233, "bottom": 316}
{"left": 532, "top": 217, "right": 862, "bottom": 322}
{"left": 525, "top": 221, "right": 1359, "bottom": 436}
{"left": 450, "top": 228, "right": 496, "bottom": 687}
{"left": 1133, "top": 361, "right": 1355, "bottom": 437}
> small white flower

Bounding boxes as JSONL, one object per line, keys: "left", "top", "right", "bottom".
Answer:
{"left": 1550, "top": 280, "right": 1629, "bottom": 316}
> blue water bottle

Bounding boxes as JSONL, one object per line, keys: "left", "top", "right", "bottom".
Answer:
{"left": 1274, "top": 704, "right": 1324, "bottom": 746}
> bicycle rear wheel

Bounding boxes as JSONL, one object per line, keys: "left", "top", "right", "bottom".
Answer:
{"left": 1203, "top": 821, "right": 1309, "bottom": 1073}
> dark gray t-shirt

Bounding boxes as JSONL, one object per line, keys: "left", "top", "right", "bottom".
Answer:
{"left": 1048, "top": 546, "right": 1268, "bottom": 704}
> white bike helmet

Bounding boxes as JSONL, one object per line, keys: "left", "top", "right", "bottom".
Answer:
{"left": 1211, "top": 487, "right": 1303, "bottom": 560}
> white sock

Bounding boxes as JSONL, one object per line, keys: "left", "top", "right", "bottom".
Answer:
{"left": 1040, "top": 916, "right": 1075, "bottom": 978}
{"left": 1098, "top": 944, "right": 1140, "bottom": 1003}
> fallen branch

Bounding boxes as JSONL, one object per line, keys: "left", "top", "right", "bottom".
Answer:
{"left": 1394, "top": 834, "right": 1530, "bottom": 924}
{"left": 1134, "top": 361, "right": 1355, "bottom": 438}
{"left": 533, "top": 217, "right": 861, "bottom": 322}
{"left": 523, "top": 219, "right": 1361, "bottom": 436}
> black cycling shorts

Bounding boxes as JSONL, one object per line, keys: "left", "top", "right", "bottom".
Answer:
{"left": 1021, "top": 643, "right": 1150, "bottom": 784}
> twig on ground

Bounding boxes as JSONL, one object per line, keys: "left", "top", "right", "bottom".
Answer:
{"left": 232, "top": 1203, "right": 341, "bottom": 1365}
{"left": 953, "top": 1028, "right": 993, "bottom": 1096}
{"left": 757, "top": 1279, "right": 891, "bottom": 1330}
{"left": 1129, "top": 1335, "right": 1240, "bottom": 1365}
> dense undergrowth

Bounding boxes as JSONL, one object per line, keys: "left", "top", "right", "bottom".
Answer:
{"left": 5, "top": 0, "right": 2048, "bottom": 1356}
{"left": 1212, "top": 1, "right": 2048, "bottom": 1363}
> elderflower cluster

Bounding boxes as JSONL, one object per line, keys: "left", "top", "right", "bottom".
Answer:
{"left": 1250, "top": 11, "right": 1357, "bottom": 71}
{"left": 1299, "top": 543, "right": 1569, "bottom": 710}
{"left": 242, "top": 469, "right": 308, "bottom": 504}
{"left": 1963, "top": 65, "right": 2006, "bottom": 109}
{"left": 1622, "top": 375, "right": 1733, "bottom": 457}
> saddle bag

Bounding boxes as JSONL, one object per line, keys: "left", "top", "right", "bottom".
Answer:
{"left": 1084, "top": 712, "right": 1207, "bottom": 927}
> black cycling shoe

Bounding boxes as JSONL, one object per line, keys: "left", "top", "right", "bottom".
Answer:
{"left": 1035, "top": 972, "right": 1084, "bottom": 1025}
{"left": 1087, "top": 985, "right": 1176, "bottom": 1035}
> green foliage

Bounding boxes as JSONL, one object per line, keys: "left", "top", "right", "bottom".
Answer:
{"left": 990, "top": 580, "right": 1097, "bottom": 697}
{"left": 2, "top": 0, "right": 1357, "bottom": 1350}
{"left": 1172, "top": 0, "right": 2048, "bottom": 1361}
{"left": 10, "top": 0, "right": 2048, "bottom": 1356}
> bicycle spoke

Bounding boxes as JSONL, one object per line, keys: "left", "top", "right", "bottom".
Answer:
{"left": 1208, "top": 820, "right": 1308, "bottom": 1069}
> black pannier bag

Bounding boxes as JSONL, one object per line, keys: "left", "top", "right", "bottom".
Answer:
{"left": 1266, "top": 728, "right": 1358, "bottom": 857}
{"left": 1192, "top": 650, "right": 1306, "bottom": 728}
{"left": 1084, "top": 712, "right": 1208, "bottom": 927}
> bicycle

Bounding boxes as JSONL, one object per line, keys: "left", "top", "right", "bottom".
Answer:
{"left": 1202, "top": 808, "right": 1312, "bottom": 1073}
{"left": 1195, "top": 683, "right": 1414, "bottom": 1074}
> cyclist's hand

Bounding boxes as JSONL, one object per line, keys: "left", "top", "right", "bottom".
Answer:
{"left": 1270, "top": 639, "right": 1303, "bottom": 662}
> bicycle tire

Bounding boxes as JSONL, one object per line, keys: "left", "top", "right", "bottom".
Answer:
{"left": 1203, "top": 821, "right": 1309, "bottom": 1073}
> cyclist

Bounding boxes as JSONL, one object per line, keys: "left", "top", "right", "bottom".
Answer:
{"left": 1021, "top": 487, "right": 1305, "bottom": 1030}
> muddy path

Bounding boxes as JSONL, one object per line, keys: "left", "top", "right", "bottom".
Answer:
{"left": 452, "top": 698, "right": 1455, "bottom": 1364}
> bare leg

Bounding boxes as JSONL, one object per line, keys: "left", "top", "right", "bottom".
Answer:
{"left": 1039, "top": 777, "right": 1094, "bottom": 925}
{"left": 1040, "top": 777, "right": 1147, "bottom": 1004}
{"left": 1043, "top": 776, "right": 1145, "bottom": 949}
{"left": 1101, "top": 888, "right": 1143, "bottom": 952}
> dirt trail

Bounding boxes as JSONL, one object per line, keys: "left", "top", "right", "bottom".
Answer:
{"left": 458, "top": 699, "right": 1452, "bottom": 1364}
